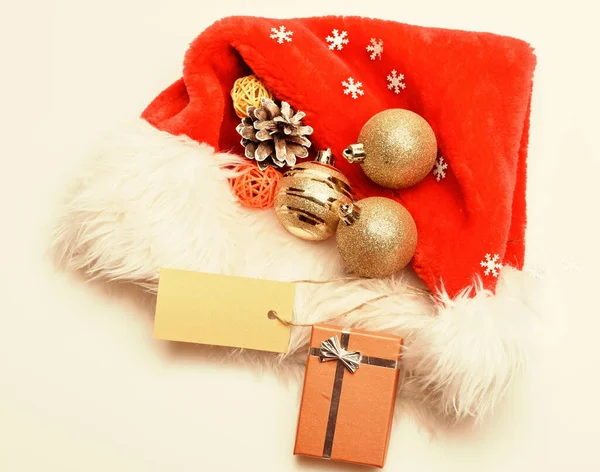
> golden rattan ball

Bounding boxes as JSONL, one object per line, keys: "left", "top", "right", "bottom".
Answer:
{"left": 231, "top": 75, "right": 274, "bottom": 118}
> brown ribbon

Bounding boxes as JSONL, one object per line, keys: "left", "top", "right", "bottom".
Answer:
{"left": 310, "top": 328, "right": 399, "bottom": 460}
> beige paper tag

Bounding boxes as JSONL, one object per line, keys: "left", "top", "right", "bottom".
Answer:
{"left": 154, "top": 268, "right": 295, "bottom": 353}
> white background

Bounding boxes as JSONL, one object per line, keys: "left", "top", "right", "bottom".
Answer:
{"left": 1, "top": 1, "right": 599, "bottom": 470}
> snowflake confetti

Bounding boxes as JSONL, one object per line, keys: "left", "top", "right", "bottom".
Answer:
{"left": 270, "top": 26, "right": 293, "bottom": 44}
{"left": 387, "top": 69, "right": 406, "bottom": 94}
{"left": 480, "top": 254, "right": 503, "bottom": 277}
{"left": 366, "top": 38, "right": 384, "bottom": 60}
{"left": 342, "top": 77, "right": 364, "bottom": 99}
{"left": 326, "top": 29, "right": 349, "bottom": 51}
{"left": 433, "top": 156, "right": 448, "bottom": 181}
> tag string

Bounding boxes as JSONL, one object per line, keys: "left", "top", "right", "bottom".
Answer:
{"left": 268, "top": 294, "right": 390, "bottom": 327}
{"left": 291, "top": 276, "right": 431, "bottom": 296}
{"left": 268, "top": 277, "right": 432, "bottom": 328}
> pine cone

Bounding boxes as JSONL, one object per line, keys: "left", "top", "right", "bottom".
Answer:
{"left": 236, "top": 98, "right": 314, "bottom": 170}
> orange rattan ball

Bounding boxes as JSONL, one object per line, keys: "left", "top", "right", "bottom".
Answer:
{"left": 230, "top": 163, "right": 282, "bottom": 209}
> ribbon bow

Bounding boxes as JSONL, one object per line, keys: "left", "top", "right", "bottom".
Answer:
{"left": 319, "top": 335, "right": 362, "bottom": 373}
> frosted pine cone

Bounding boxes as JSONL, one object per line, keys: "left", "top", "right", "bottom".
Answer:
{"left": 236, "top": 98, "right": 313, "bottom": 170}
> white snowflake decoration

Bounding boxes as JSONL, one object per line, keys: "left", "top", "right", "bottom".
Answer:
{"left": 433, "top": 156, "right": 448, "bottom": 181}
{"left": 270, "top": 26, "right": 293, "bottom": 44}
{"left": 366, "top": 38, "right": 384, "bottom": 60}
{"left": 480, "top": 254, "right": 503, "bottom": 277}
{"left": 326, "top": 29, "right": 349, "bottom": 51}
{"left": 342, "top": 77, "right": 364, "bottom": 99}
{"left": 387, "top": 69, "right": 406, "bottom": 94}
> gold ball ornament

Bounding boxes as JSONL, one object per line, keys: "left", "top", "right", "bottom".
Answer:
{"left": 343, "top": 109, "right": 438, "bottom": 189}
{"left": 336, "top": 197, "right": 417, "bottom": 278}
{"left": 230, "top": 75, "right": 274, "bottom": 118}
{"left": 274, "top": 150, "right": 353, "bottom": 241}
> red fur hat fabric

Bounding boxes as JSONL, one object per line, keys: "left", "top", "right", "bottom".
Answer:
{"left": 142, "top": 15, "right": 536, "bottom": 298}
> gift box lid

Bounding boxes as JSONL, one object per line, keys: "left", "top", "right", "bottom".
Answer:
{"left": 309, "top": 324, "right": 403, "bottom": 361}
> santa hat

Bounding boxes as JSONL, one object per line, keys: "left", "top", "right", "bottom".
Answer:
{"left": 54, "top": 16, "right": 537, "bottom": 421}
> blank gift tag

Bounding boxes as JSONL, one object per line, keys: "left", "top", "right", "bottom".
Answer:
{"left": 154, "top": 268, "right": 295, "bottom": 353}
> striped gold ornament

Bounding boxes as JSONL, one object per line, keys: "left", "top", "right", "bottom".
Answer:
{"left": 274, "top": 151, "right": 353, "bottom": 241}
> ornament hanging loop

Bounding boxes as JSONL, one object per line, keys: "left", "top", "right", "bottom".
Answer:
{"left": 342, "top": 144, "right": 366, "bottom": 164}
{"left": 338, "top": 202, "right": 361, "bottom": 225}
{"left": 315, "top": 148, "right": 335, "bottom": 166}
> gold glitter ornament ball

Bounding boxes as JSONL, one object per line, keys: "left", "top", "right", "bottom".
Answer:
{"left": 343, "top": 109, "right": 437, "bottom": 189}
{"left": 336, "top": 197, "right": 417, "bottom": 278}
{"left": 274, "top": 151, "right": 353, "bottom": 241}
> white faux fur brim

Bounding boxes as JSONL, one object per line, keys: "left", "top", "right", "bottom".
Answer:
{"left": 54, "top": 118, "right": 539, "bottom": 421}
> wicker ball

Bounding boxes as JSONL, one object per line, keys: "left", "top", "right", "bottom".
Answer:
{"left": 231, "top": 75, "right": 274, "bottom": 118}
{"left": 230, "top": 163, "right": 282, "bottom": 209}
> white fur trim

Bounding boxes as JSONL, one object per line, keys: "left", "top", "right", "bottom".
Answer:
{"left": 408, "top": 267, "right": 540, "bottom": 420}
{"left": 54, "top": 118, "right": 539, "bottom": 422}
{"left": 53, "top": 118, "right": 344, "bottom": 286}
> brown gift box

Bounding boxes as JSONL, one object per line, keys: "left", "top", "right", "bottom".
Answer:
{"left": 294, "top": 324, "right": 403, "bottom": 468}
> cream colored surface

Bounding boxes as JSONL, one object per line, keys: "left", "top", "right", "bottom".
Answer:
{"left": 1, "top": 1, "right": 599, "bottom": 471}
{"left": 154, "top": 269, "right": 294, "bottom": 353}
